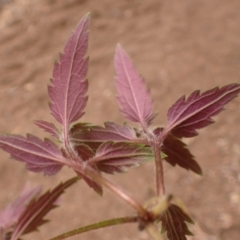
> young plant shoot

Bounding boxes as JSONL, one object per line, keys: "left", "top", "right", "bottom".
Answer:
{"left": 0, "top": 13, "right": 239, "bottom": 240}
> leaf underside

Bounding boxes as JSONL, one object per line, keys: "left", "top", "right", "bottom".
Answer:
{"left": 166, "top": 83, "right": 240, "bottom": 138}
{"left": 162, "top": 134, "right": 202, "bottom": 175}
{"left": 74, "top": 144, "right": 95, "bottom": 161}
{"left": 76, "top": 171, "right": 103, "bottom": 196}
{"left": 70, "top": 121, "right": 137, "bottom": 151}
{"left": 34, "top": 120, "right": 60, "bottom": 139}
{"left": 48, "top": 14, "right": 90, "bottom": 132}
{"left": 114, "top": 45, "right": 155, "bottom": 128}
{"left": 160, "top": 204, "right": 193, "bottom": 240}
{"left": 93, "top": 142, "right": 154, "bottom": 174}
{"left": 0, "top": 134, "right": 64, "bottom": 176}
{"left": 1, "top": 12, "right": 240, "bottom": 240}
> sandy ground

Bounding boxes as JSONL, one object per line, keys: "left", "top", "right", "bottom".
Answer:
{"left": 0, "top": 0, "right": 240, "bottom": 239}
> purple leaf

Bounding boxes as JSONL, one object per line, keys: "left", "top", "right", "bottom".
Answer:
{"left": 34, "top": 120, "right": 60, "bottom": 139}
{"left": 91, "top": 142, "right": 154, "bottom": 174}
{"left": 74, "top": 144, "right": 95, "bottom": 161}
{"left": 76, "top": 171, "right": 103, "bottom": 196}
{"left": 10, "top": 177, "right": 79, "bottom": 240}
{"left": 160, "top": 204, "right": 193, "bottom": 240}
{"left": 162, "top": 134, "right": 202, "bottom": 175}
{"left": 165, "top": 84, "right": 240, "bottom": 138}
{"left": 0, "top": 134, "right": 65, "bottom": 175}
{"left": 0, "top": 185, "right": 41, "bottom": 232}
{"left": 114, "top": 45, "right": 155, "bottom": 128}
{"left": 48, "top": 14, "right": 89, "bottom": 133}
{"left": 97, "top": 164, "right": 136, "bottom": 174}
{"left": 70, "top": 122, "right": 137, "bottom": 151}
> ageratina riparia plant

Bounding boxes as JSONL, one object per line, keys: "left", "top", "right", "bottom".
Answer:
{"left": 0, "top": 13, "right": 240, "bottom": 240}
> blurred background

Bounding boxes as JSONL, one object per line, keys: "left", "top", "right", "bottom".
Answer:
{"left": 0, "top": 0, "right": 240, "bottom": 239}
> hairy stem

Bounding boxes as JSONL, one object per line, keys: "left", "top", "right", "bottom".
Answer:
{"left": 153, "top": 142, "right": 165, "bottom": 196}
{"left": 49, "top": 216, "right": 138, "bottom": 240}
{"left": 84, "top": 166, "right": 148, "bottom": 218}
{"left": 62, "top": 137, "right": 149, "bottom": 217}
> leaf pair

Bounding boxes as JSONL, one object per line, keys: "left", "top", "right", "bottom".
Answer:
{"left": 113, "top": 37, "right": 240, "bottom": 240}
{"left": 115, "top": 45, "right": 240, "bottom": 140}
{"left": 115, "top": 46, "right": 240, "bottom": 176}
{"left": 0, "top": 15, "right": 154, "bottom": 194}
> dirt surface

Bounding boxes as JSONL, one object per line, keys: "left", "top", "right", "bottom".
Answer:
{"left": 0, "top": 0, "right": 240, "bottom": 239}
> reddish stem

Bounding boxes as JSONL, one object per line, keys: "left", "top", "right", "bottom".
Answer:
{"left": 83, "top": 166, "right": 149, "bottom": 218}
{"left": 146, "top": 129, "right": 166, "bottom": 197}
{"left": 153, "top": 141, "right": 165, "bottom": 196}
